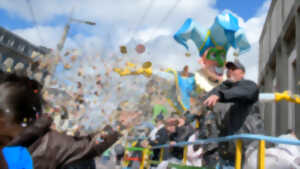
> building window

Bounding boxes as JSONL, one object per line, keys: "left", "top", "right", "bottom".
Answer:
{"left": 0, "top": 35, "right": 4, "bottom": 42}
{"left": 9, "top": 40, "right": 15, "bottom": 47}
{"left": 18, "top": 45, "right": 25, "bottom": 52}
{"left": 23, "top": 46, "right": 28, "bottom": 55}
{"left": 2, "top": 36, "right": 8, "bottom": 44}
{"left": 27, "top": 48, "right": 33, "bottom": 56}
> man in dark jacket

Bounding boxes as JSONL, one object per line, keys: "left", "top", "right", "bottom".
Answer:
{"left": 170, "top": 115, "right": 194, "bottom": 160}
{"left": 149, "top": 118, "right": 178, "bottom": 163}
{"left": 203, "top": 60, "right": 264, "bottom": 164}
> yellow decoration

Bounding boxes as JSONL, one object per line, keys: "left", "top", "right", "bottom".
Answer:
{"left": 275, "top": 91, "right": 300, "bottom": 104}
{"left": 113, "top": 61, "right": 152, "bottom": 78}
{"left": 140, "top": 148, "right": 149, "bottom": 169}
{"left": 235, "top": 139, "right": 243, "bottom": 169}
{"left": 142, "top": 61, "right": 152, "bottom": 69}
{"left": 126, "top": 62, "right": 136, "bottom": 68}
{"left": 199, "top": 30, "right": 211, "bottom": 53}
{"left": 122, "top": 141, "right": 130, "bottom": 167}
{"left": 258, "top": 140, "right": 265, "bottom": 169}
{"left": 132, "top": 141, "right": 137, "bottom": 147}
{"left": 185, "top": 52, "right": 191, "bottom": 57}
{"left": 165, "top": 68, "right": 187, "bottom": 112}
{"left": 159, "top": 148, "right": 164, "bottom": 162}
{"left": 182, "top": 146, "right": 188, "bottom": 165}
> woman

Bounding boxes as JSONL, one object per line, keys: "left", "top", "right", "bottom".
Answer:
{"left": 0, "top": 72, "right": 138, "bottom": 169}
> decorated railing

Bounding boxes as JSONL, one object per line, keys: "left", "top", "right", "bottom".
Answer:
{"left": 124, "top": 134, "right": 300, "bottom": 169}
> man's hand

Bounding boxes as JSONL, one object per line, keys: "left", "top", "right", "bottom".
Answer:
{"left": 119, "top": 111, "right": 142, "bottom": 129}
{"left": 141, "top": 140, "right": 149, "bottom": 148}
{"left": 203, "top": 95, "right": 219, "bottom": 107}
{"left": 170, "top": 141, "right": 176, "bottom": 146}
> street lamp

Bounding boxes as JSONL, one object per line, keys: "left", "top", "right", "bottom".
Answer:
{"left": 51, "top": 17, "right": 96, "bottom": 73}
{"left": 70, "top": 18, "right": 96, "bottom": 26}
{"left": 56, "top": 18, "right": 96, "bottom": 53}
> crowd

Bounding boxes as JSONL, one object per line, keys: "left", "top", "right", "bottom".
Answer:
{"left": 109, "top": 60, "right": 264, "bottom": 169}
{"left": 1, "top": 60, "right": 300, "bottom": 169}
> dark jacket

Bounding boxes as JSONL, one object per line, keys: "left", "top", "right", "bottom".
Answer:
{"left": 0, "top": 150, "right": 8, "bottom": 169}
{"left": 170, "top": 124, "right": 194, "bottom": 159}
{"left": 206, "top": 79, "right": 263, "bottom": 135}
{"left": 61, "top": 159, "right": 96, "bottom": 169}
{"left": 149, "top": 127, "right": 171, "bottom": 162}
{"left": 6, "top": 115, "right": 121, "bottom": 169}
{"left": 206, "top": 79, "right": 264, "bottom": 161}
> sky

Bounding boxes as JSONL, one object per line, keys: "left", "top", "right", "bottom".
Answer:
{"left": 0, "top": 0, "right": 271, "bottom": 78}
{"left": 0, "top": 0, "right": 271, "bottom": 122}
{"left": 215, "top": 0, "right": 266, "bottom": 21}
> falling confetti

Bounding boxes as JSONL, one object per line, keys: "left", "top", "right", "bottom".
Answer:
{"left": 135, "top": 44, "right": 145, "bottom": 54}
{"left": 185, "top": 52, "right": 191, "bottom": 57}
{"left": 64, "top": 64, "right": 72, "bottom": 70}
{"left": 120, "top": 46, "right": 127, "bottom": 54}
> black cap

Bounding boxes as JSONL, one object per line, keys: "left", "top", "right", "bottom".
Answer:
{"left": 225, "top": 60, "right": 245, "bottom": 72}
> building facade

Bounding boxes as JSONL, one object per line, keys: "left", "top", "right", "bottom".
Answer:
{"left": 0, "top": 26, "right": 51, "bottom": 82}
{"left": 259, "top": 0, "right": 300, "bottom": 136}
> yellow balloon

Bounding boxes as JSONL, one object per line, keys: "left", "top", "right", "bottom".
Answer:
{"left": 126, "top": 62, "right": 136, "bottom": 68}
{"left": 120, "top": 46, "right": 127, "bottom": 54}
{"left": 119, "top": 68, "right": 131, "bottom": 76}
{"left": 142, "top": 61, "right": 152, "bottom": 69}
{"left": 113, "top": 68, "right": 121, "bottom": 73}
{"left": 185, "top": 52, "right": 191, "bottom": 57}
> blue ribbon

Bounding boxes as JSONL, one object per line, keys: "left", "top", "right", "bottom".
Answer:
{"left": 151, "top": 134, "right": 300, "bottom": 149}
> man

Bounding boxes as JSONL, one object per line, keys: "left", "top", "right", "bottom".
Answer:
{"left": 203, "top": 60, "right": 264, "bottom": 165}
{"left": 149, "top": 113, "right": 165, "bottom": 142}
{"left": 149, "top": 118, "right": 178, "bottom": 163}
{"left": 170, "top": 115, "right": 194, "bottom": 160}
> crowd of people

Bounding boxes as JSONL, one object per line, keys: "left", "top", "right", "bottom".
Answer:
{"left": 106, "top": 60, "right": 265, "bottom": 169}
{"left": 1, "top": 59, "right": 300, "bottom": 169}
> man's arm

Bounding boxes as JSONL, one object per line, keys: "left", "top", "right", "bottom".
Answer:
{"left": 204, "top": 80, "right": 259, "bottom": 106}
{"left": 154, "top": 129, "right": 169, "bottom": 146}
{"left": 218, "top": 80, "right": 259, "bottom": 103}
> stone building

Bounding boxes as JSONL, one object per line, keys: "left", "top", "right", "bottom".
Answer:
{"left": 258, "top": 0, "right": 300, "bottom": 136}
{"left": 0, "top": 26, "right": 51, "bottom": 82}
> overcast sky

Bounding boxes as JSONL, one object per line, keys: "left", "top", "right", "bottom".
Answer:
{"left": 0, "top": 0, "right": 271, "bottom": 122}
{"left": 0, "top": 0, "right": 270, "bottom": 81}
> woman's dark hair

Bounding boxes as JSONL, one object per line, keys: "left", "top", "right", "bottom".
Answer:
{"left": 0, "top": 72, "right": 44, "bottom": 125}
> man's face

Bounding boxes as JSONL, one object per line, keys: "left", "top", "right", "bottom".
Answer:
{"left": 166, "top": 125, "right": 176, "bottom": 133}
{"left": 227, "top": 68, "right": 245, "bottom": 82}
{"left": 177, "top": 117, "right": 185, "bottom": 127}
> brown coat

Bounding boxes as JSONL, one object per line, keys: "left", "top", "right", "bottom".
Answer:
{"left": 7, "top": 115, "right": 121, "bottom": 169}
{"left": 0, "top": 151, "right": 8, "bottom": 169}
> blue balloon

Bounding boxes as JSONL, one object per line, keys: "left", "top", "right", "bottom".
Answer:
{"left": 174, "top": 12, "right": 251, "bottom": 56}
